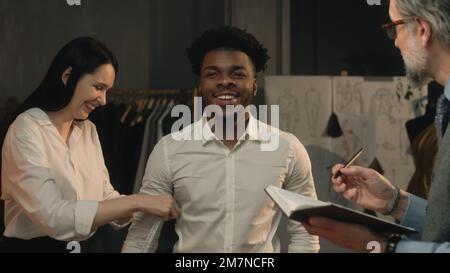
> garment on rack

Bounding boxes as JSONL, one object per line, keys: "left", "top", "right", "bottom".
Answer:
{"left": 91, "top": 104, "right": 142, "bottom": 195}
{"left": 136, "top": 100, "right": 182, "bottom": 186}
{"left": 133, "top": 102, "right": 166, "bottom": 194}
{"left": 157, "top": 103, "right": 174, "bottom": 141}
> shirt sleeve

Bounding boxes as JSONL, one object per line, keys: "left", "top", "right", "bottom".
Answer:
{"left": 99, "top": 151, "right": 121, "bottom": 201}
{"left": 283, "top": 135, "right": 320, "bottom": 253}
{"left": 400, "top": 194, "right": 428, "bottom": 240}
{"left": 396, "top": 240, "right": 450, "bottom": 253}
{"left": 393, "top": 189, "right": 447, "bottom": 252}
{"left": 3, "top": 125, "right": 98, "bottom": 241}
{"left": 121, "top": 137, "right": 173, "bottom": 253}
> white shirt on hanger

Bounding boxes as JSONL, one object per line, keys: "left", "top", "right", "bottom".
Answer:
{"left": 122, "top": 114, "right": 319, "bottom": 253}
{"left": 1, "top": 108, "right": 122, "bottom": 241}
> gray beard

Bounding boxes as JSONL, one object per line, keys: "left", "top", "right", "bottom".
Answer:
{"left": 403, "top": 36, "right": 433, "bottom": 89}
{"left": 405, "top": 65, "right": 433, "bottom": 89}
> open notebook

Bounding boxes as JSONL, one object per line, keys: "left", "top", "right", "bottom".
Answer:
{"left": 265, "top": 186, "right": 416, "bottom": 235}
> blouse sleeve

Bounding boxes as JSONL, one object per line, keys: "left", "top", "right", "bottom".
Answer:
{"left": 2, "top": 122, "right": 98, "bottom": 241}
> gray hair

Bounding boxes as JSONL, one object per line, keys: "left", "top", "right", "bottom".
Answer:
{"left": 396, "top": 0, "right": 450, "bottom": 45}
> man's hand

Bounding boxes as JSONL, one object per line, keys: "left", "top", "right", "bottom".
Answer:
{"left": 303, "top": 216, "right": 388, "bottom": 253}
{"left": 331, "top": 164, "right": 396, "bottom": 214}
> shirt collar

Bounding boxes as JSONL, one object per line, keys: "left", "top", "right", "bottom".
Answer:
{"left": 199, "top": 118, "right": 215, "bottom": 145}
{"left": 25, "top": 107, "right": 83, "bottom": 136}
{"left": 444, "top": 76, "right": 450, "bottom": 101}
{"left": 25, "top": 108, "right": 54, "bottom": 126}
{"left": 199, "top": 112, "right": 262, "bottom": 146}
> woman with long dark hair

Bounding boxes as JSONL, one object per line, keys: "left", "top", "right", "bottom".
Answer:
{"left": 0, "top": 37, "right": 180, "bottom": 252}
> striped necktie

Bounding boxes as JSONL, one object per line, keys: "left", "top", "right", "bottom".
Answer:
{"left": 435, "top": 94, "right": 450, "bottom": 137}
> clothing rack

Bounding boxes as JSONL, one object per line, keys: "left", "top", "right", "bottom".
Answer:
{"left": 107, "top": 88, "right": 192, "bottom": 105}
{"left": 89, "top": 87, "right": 195, "bottom": 196}
{"left": 105, "top": 88, "right": 193, "bottom": 127}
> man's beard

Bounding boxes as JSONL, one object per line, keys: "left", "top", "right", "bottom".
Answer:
{"left": 402, "top": 35, "right": 433, "bottom": 89}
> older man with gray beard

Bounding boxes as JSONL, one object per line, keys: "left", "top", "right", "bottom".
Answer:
{"left": 303, "top": 0, "right": 450, "bottom": 253}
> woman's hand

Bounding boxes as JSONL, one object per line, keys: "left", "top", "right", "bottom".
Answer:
{"left": 133, "top": 194, "right": 181, "bottom": 221}
{"left": 92, "top": 194, "right": 181, "bottom": 232}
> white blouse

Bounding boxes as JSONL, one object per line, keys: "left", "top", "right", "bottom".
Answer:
{"left": 1, "top": 108, "right": 121, "bottom": 241}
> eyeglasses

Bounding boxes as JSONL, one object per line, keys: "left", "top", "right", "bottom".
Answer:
{"left": 381, "top": 19, "right": 407, "bottom": 40}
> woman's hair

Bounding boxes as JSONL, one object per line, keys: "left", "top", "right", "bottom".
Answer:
{"left": 10, "top": 36, "right": 118, "bottom": 123}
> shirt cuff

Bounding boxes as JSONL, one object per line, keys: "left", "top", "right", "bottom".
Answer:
{"left": 110, "top": 218, "right": 132, "bottom": 230}
{"left": 400, "top": 194, "right": 427, "bottom": 237}
{"left": 396, "top": 240, "right": 441, "bottom": 253}
{"left": 74, "top": 200, "right": 99, "bottom": 237}
{"left": 288, "top": 245, "right": 320, "bottom": 253}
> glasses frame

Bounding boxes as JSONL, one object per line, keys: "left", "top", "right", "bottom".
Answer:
{"left": 382, "top": 19, "right": 407, "bottom": 40}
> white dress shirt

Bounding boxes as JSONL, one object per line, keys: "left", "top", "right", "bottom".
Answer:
{"left": 122, "top": 114, "right": 319, "bottom": 253}
{"left": 1, "top": 108, "right": 122, "bottom": 241}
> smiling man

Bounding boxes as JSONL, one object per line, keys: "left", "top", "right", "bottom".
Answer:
{"left": 122, "top": 26, "right": 319, "bottom": 253}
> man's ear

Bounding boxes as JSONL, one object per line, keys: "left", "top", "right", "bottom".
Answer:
{"left": 253, "top": 79, "right": 258, "bottom": 96}
{"left": 61, "top": 67, "right": 72, "bottom": 86}
{"left": 415, "top": 17, "right": 432, "bottom": 48}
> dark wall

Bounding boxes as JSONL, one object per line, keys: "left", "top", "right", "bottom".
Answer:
{"left": 0, "top": 0, "right": 152, "bottom": 100}
{"left": 291, "top": 0, "right": 405, "bottom": 76}
{"left": 147, "top": 0, "right": 225, "bottom": 89}
{"left": 0, "top": 0, "right": 225, "bottom": 101}
{"left": 1, "top": 0, "right": 408, "bottom": 102}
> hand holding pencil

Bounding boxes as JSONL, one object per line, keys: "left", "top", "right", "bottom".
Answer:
{"left": 333, "top": 148, "right": 364, "bottom": 179}
{"left": 330, "top": 149, "right": 400, "bottom": 215}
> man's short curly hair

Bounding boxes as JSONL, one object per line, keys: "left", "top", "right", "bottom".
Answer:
{"left": 187, "top": 26, "right": 270, "bottom": 76}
